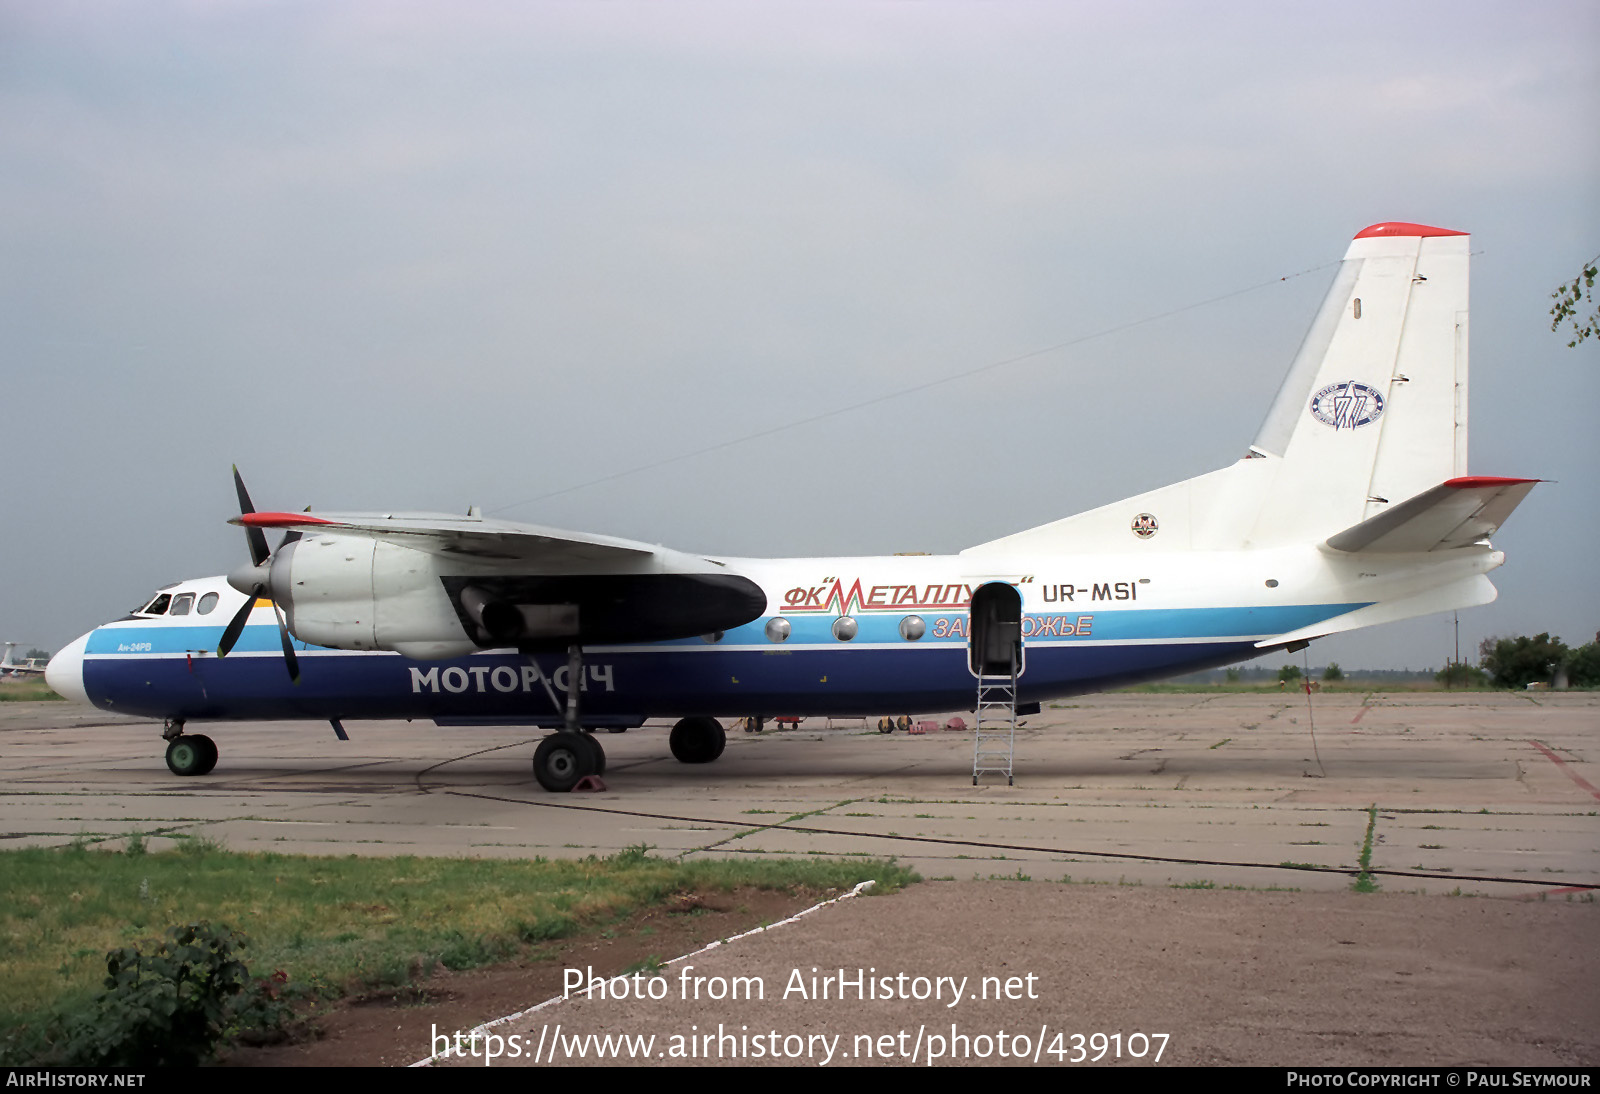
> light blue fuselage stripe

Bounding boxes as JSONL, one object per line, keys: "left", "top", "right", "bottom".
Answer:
{"left": 87, "top": 602, "right": 1366, "bottom": 656}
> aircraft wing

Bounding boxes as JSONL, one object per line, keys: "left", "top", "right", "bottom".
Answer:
{"left": 232, "top": 512, "right": 659, "bottom": 565}
{"left": 1323, "top": 477, "right": 1539, "bottom": 554}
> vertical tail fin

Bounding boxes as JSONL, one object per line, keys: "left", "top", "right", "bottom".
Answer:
{"left": 964, "top": 223, "right": 1474, "bottom": 557}
{"left": 1247, "top": 222, "right": 1470, "bottom": 545}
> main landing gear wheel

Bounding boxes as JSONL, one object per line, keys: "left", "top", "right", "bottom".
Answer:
{"left": 533, "top": 732, "right": 603, "bottom": 792}
{"left": 669, "top": 717, "right": 725, "bottom": 764}
{"left": 165, "top": 734, "right": 218, "bottom": 777}
{"left": 577, "top": 732, "right": 606, "bottom": 776}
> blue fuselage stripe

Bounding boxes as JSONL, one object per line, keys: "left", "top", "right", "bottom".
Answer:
{"left": 82, "top": 641, "right": 1261, "bottom": 721}
{"left": 79, "top": 601, "right": 1365, "bottom": 723}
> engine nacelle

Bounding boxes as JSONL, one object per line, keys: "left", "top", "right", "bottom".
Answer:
{"left": 265, "top": 531, "right": 768, "bottom": 657}
{"left": 270, "top": 536, "right": 478, "bottom": 660}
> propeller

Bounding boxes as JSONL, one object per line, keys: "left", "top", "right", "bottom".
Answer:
{"left": 217, "top": 467, "right": 301, "bottom": 684}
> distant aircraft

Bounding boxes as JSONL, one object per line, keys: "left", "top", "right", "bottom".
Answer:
{"left": 1, "top": 642, "right": 46, "bottom": 677}
{"left": 47, "top": 223, "right": 1536, "bottom": 789}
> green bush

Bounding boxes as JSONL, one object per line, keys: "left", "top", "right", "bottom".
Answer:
{"left": 227, "top": 969, "right": 304, "bottom": 1047}
{"left": 1435, "top": 662, "right": 1489, "bottom": 688}
{"left": 53, "top": 922, "right": 251, "bottom": 1067}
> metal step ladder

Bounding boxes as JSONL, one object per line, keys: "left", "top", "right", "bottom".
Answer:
{"left": 973, "top": 666, "right": 1018, "bottom": 785}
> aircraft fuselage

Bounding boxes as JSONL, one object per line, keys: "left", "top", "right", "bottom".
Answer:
{"left": 49, "top": 542, "right": 1425, "bottom": 726}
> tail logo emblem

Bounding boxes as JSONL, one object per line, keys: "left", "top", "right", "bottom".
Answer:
{"left": 1310, "top": 381, "right": 1385, "bottom": 430}
{"left": 1130, "top": 513, "right": 1159, "bottom": 539}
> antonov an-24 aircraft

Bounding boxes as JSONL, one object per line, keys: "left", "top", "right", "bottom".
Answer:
{"left": 48, "top": 222, "right": 1536, "bottom": 790}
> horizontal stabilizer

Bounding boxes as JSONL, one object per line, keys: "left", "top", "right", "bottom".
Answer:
{"left": 1324, "top": 477, "right": 1538, "bottom": 554}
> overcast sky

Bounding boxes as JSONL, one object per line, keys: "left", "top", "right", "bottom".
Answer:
{"left": 2, "top": 1, "right": 1596, "bottom": 671}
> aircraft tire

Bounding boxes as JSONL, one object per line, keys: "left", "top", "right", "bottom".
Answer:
{"left": 576, "top": 733, "right": 606, "bottom": 776}
{"left": 165, "top": 735, "right": 213, "bottom": 777}
{"left": 190, "top": 734, "right": 219, "bottom": 776}
{"left": 669, "top": 717, "right": 725, "bottom": 764}
{"left": 533, "top": 733, "right": 594, "bottom": 792}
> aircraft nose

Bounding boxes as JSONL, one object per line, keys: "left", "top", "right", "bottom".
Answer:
{"left": 46, "top": 633, "right": 91, "bottom": 704}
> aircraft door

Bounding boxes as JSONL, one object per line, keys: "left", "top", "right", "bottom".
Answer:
{"left": 968, "top": 582, "right": 1023, "bottom": 677}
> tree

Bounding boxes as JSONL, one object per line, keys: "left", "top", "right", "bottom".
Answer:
{"left": 24, "top": 648, "right": 49, "bottom": 663}
{"left": 1277, "top": 663, "right": 1302, "bottom": 684}
{"left": 1480, "top": 633, "right": 1569, "bottom": 689}
{"left": 1322, "top": 662, "right": 1344, "bottom": 682}
{"left": 1550, "top": 255, "right": 1598, "bottom": 347}
{"left": 1565, "top": 641, "right": 1600, "bottom": 688}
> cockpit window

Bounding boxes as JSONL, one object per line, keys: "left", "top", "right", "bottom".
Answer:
{"left": 143, "top": 594, "right": 172, "bottom": 615}
{"left": 197, "top": 593, "right": 219, "bottom": 615}
{"left": 169, "top": 593, "right": 195, "bottom": 617}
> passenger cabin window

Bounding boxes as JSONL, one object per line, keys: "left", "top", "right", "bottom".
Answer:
{"left": 143, "top": 594, "right": 172, "bottom": 615}
{"left": 169, "top": 593, "right": 195, "bottom": 616}
{"left": 197, "top": 593, "right": 219, "bottom": 615}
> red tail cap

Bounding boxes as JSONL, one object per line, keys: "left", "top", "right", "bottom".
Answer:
{"left": 1354, "top": 222, "right": 1468, "bottom": 239}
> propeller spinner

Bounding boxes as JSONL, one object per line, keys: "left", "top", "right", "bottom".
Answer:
{"left": 217, "top": 467, "right": 301, "bottom": 683}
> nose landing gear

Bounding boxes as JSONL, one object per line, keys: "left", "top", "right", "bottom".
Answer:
{"left": 162, "top": 720, "right": 218, "bottom": 776}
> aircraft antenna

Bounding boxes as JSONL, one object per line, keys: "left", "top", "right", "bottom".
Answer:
{"left": 490, "top": 258, "right": 1340, "bottom": 514}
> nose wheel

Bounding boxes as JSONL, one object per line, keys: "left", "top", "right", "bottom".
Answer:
{"left": 165, "top": 734, "right": 218, "bottom": 777}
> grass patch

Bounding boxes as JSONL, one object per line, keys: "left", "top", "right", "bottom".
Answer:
{"left": 621, "top": 955, "right": 666, "bottom": 977}
{"left": 1352, "top": 804, "right": 1380, "bottom": 893}
{"left": 0, "top": 842, "right": 916, "bottom": 1061}
{"left": 0, "top": 680, "right": 65, "bottom": 702}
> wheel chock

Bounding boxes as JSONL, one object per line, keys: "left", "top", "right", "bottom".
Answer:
{"left": 573, "top": 775, "right": 607, "bottom": 793}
